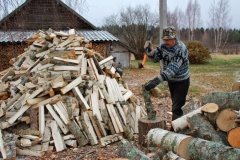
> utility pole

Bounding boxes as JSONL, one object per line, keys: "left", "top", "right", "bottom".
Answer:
{"left": 159, "top": 0, "right": 167, "bottom": 74}
{"left": 159, "top": 0, "right": 167, "bottom": 45}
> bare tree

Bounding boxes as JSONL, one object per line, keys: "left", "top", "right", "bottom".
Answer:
{"left": 103, "top": 14, "right": 119, "bottom": 26}
{"left": 62, "top": 0, "right": 88, "bottom": 14}
{"left": 208, "top": 0, "right": 231, "bottom": 52}
{"left": 167, "top": 7, "right": 185, "bottom": 39}
{"left": 185, "top": 0, "right": 201, "bottom": 41}
{"left": 167, "top": 8, "right": 178, "bottom": 29}
{"left": 104, "top": 4, "right": 159, "bottom": 59}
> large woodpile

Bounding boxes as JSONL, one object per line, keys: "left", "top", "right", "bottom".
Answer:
{"left": 0, "top": 29, "right": 147, "bottom": 159}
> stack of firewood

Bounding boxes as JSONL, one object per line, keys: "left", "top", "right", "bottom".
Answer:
{"left": 0, "top": 29, "right": 147, "bottom": 159}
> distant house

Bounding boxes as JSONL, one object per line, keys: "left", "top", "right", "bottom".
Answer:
{"left": 0, "top": 0, "right": 135, "bottom": 70}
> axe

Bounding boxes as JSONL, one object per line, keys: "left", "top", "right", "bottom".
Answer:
{"left": 138, "top": 25, "right": 153, "bottom": 69}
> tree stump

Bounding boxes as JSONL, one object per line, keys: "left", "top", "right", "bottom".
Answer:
{"left": 228, "top": 126, "right": 240, "bottom": 148}
{"left": 138, "top": 117, "right": 165, "bottom": 146}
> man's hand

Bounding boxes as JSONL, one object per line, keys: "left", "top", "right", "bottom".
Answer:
{"left": 144, "top": 40, "right": 155, "bottom": 57}
{"left": 145, "top": 76, "right": 162, "bottom": 91}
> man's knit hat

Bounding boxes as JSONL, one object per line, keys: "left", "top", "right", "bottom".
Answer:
{"left": 162, "top": 26, "right": 177, "bottom": 39}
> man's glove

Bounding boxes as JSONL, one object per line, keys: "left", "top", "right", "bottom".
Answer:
{"left": 144, "top": 40, "right": 155, "bottom": 57}
{"left": 145, "top": 76, "right": 162, "bottom": 91}
{"left": 144, "top": 40, "right": 153, "bottom": 51}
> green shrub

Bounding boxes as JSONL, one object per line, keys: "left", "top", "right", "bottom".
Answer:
{"left": 185, "top": 41, "right": 211, "bottom": 64}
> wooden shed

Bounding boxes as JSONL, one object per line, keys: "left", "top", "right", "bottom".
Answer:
{"left": 0, "top": 0, "right": 135, "bottom": 70}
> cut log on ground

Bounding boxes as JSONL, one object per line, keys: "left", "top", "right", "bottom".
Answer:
{"left": 119, "top": 140, "right": 152, "bottom": 160}
{"left": 232, "top": 81, "right": 240, "bottom": 91}
{"left": 228, "top": 126, "right": 240, "bottom": 148}
{"left": 187, "top": 138, "right": 240, "bottom": 160}
{"left": 147, "top": 128, "right": 193, "bottom": 159}
{"left": 163, "top": 151, "right": 186, "bottom": 160}
{"left": 201, "top": 103, "right": 219, "bottom": 127}
{"left": 187, "top": 113, "right": 223, "bottom": 143}
{"left": 202, "top": 91, "right": 240, "bottom": 111}
{"left": 182, "top": 99, "right": 201, "bottom": 115}
{"left": 138, "top": 116, "right": 165, "bottom": 146}
{"left": 216, "top": 109, "right": 237, "bottom": 132}
{"left": 172, "top": 105, "right": 203, "bottom": 132}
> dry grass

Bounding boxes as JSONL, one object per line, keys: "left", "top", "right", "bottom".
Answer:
{"left": 210, "top": 53, "right": 240, "bottom": 59}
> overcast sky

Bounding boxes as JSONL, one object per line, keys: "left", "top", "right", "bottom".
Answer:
{"left": 81, "top": 0, "right": 239, "bottom": 29}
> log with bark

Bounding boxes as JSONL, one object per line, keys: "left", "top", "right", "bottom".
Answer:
{"left": 119, "top": 140, "right": 152, "bottom": 160}
{"left": 187, "top": 138, "right": 240, "bottom": 160}
{"left": 147, "top": 128, "right": 193, "bottom": 159}
{"left": 228, "top": 126, "right": 240, "bottom": 148}
{"left": 201, "top": 102, "right": 219, "bottom": 127}
{"left": 216, "top": 109, "right": 237, "bottom": 132}
{"left": 202, "top": 91, "right": 240, "bottom": 111}
{"left": 187, "top": 113, "right": 223, "bottom": 143}
{"left": 232, "top": 81, "right": 240, "bottom": 91}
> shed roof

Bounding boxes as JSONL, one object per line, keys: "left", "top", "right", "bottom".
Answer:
{"left": 0, "top": 30, "right": 118, "bottom": 43}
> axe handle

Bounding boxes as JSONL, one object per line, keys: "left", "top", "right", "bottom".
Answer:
{"left": 141, "top": 54, "right": 147, "bottom": 67}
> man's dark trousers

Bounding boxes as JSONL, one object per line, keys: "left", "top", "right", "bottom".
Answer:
{"left": 168, "top": 77, "right": 190, "bottom": 121}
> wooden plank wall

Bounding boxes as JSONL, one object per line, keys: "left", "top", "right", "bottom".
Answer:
{"left": 0, "top": 42, "right": 27, "bottom": 70}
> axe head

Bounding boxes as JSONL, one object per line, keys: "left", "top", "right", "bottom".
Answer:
{"left": 146, "top": 25, "right": 153, "bottom": 41}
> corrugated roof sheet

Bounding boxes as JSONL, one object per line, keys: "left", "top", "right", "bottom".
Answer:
{"left": 78, "top": 30, "right": 119, "bottom": 42}
{"left": 0, "top": 31, "right": 34, "bottom": 42}
{"left": 0, "top": 30, "right": 119, "bottom": 42}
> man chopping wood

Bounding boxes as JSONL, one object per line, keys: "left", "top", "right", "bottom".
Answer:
{"left": 144, "top": 26, "right": 190, "bottom": 121}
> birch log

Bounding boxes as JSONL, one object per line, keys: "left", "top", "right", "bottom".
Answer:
{"left": 147, "top": 128, "right": 193, "bottom": 159}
